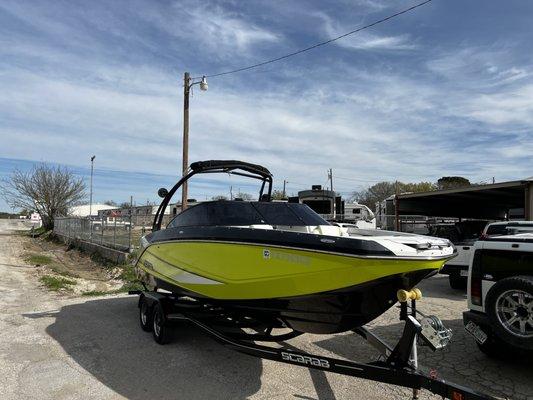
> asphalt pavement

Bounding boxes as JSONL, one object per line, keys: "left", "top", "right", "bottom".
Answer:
{"left": 0, "top": 219, "right": 531, "bottom": 400}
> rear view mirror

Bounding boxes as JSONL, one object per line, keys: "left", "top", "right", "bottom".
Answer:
{"left": 158, "top": 188, "right": 169, "bottom": 198}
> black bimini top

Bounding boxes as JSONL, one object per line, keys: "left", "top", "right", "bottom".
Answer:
{"left": 147, "top": 201, "right": 395, "bottom": 257}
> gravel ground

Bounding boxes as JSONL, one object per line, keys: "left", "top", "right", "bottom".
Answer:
{"left": 0, "top": 219, "right": 531, "bottom": 400}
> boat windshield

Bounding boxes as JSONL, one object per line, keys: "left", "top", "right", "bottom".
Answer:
{"left": 167, "top": 201, "right": 329, "bottom": 228}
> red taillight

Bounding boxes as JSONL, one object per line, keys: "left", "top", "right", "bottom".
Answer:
{"left": 470, "top": 251, "right": 482, "bottom": 306}
{"left": 471, "top": 279, "right": 482, "bottom": 306}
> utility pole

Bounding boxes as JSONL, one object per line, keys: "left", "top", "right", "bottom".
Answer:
{"left": 180, "top": 72, "right": 208, "bottom": 212}
{"left": 89, "top": 155, "right": 95, "bottom": 238}
{"left": 182, "top": 72, "right": 190, "bottom": 211}
{"left": 283, "top": 180, "right": 288, "bottom": 198}
{"left": 328, "top": 168, "right": 335, "bottom": 217}
{"left": 89, "top": 156, "right": 95, "bottom": 217}
{"left": 230, "top": 186, "right": 233, "bottom": 200}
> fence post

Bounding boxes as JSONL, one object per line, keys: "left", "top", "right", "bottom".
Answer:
{"left": 113, "top": 217, "right": 116, "bottom": 249}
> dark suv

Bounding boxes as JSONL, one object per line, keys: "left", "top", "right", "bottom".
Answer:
{"left": 430, "top": 220, "right": 490, "bottom": 289}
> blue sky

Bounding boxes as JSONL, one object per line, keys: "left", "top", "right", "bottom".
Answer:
{"left": 1, "top": 0, "right": 532, "bottom": 211}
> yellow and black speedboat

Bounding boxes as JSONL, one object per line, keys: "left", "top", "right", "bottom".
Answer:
{"left": 136, "top": 160, "right": 455, "bottom": 333}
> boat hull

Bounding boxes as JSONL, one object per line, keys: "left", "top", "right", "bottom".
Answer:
{"left": 137, "top": 241, "right": 445, "bottom": 300}
{"left": 136, "top": 240, "right": 445, "bottom": 333}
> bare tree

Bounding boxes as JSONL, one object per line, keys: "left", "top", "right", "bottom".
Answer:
{"left": 353, "top": 181, "right": 437, "bottom": 208}
{"left": 271, "top": 189, "right": 287, "bottom": 200}
{"left": 1, "top": 164, "right": 86, "bottom": 230}
{"left": 235, "top": 192, "right": 253, "bottom": 200}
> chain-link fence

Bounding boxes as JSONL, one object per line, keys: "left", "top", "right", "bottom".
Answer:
{"left": 54, "top": 216, "right": 135, "bottom": 252}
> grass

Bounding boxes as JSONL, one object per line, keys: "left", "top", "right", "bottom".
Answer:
{"left": 25, "top": 253, "right": 53, "bottom": 265}
{"left": 21, "top": 226, "right": 48, "bottom": 237}
{"left": 39, "top": 275, "right": 76, "bottom": 291}
{"left": 82, "top": 290, "right": 112, "bottom": 297}
{"left": 49, "top": 265, "right": 77, "bottom": 278}
{"left": 29, "top": 231, "right": 144, "bottom": 295}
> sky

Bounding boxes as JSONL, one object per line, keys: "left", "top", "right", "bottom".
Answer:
{"left": 1, "top": 0, "right": 533, "bottom": 211}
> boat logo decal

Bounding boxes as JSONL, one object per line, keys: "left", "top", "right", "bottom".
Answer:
{"left": 263, "top": 249, "right": 311, "bottom": 266}
{"left": 320, "top": 238, "right": 336, "bottom": 244}
{"left": 281, "top": 352, "right": 330, "bottom": 368}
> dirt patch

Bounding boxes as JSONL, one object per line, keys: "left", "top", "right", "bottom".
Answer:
{"left": 21, "top": 234, "right": 129, "bottom": 295}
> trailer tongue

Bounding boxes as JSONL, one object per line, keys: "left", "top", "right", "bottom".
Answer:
{"left": 131, "top": 288, "right": 497, "bottom": 400}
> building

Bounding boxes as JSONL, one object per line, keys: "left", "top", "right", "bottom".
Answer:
{"left": 376, "top": 177, "right": 533, "bottom": 232}
{"left": 69, "top": 204, "right": 118, "bottom": 217}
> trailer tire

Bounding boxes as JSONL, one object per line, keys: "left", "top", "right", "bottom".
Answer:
{"left": 485, "top": 276, "right": 533, "bottom": 350}
{"left": 449, "top": 272, "right": 467, "bottom": 290}
{"left": 152, "top": 303, "right": 171, "bottom": 345}
{"left": 139, "top": 296, "right": 153, "bottom": 332}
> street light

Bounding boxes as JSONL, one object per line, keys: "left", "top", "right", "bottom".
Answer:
{"left": 182, "top": 73, "right": 208, "bottom": 211}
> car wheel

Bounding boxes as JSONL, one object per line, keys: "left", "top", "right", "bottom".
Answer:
{"left": 449, "top": 272, "right": 467, "bottom": 290}
{"left": 485, "top": 276, "right": 533, "bottom": 350}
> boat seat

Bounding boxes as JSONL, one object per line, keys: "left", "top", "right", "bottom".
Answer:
{"left": 312, "top": 225, "right": 343, "bottom": 237}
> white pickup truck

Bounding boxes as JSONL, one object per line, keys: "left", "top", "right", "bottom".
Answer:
{"left": 463, "top": 232, "right": 533, "bottom": 356}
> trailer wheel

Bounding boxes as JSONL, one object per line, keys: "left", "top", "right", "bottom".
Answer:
{"left": 139, "top": 297, "right": 153, "bottom": 332}
{"left": 152, "top": 303, "right": 171, "bottom": 345}
{"left": 449, "top": 272, "right": 467, "bottom": 290}
{"left": 486, "top": 276, "right": 533, "bottom": 350}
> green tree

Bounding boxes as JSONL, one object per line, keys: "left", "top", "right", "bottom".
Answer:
{"left": 437, "top": 176, "right": 471, "bottom": 190}
{"left": 353, "top": 181, "right": 436, "bottom": 208}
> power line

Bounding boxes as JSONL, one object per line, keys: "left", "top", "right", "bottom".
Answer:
{"left": 198, "top": 0, "right": 432, "bottom": 79}
{"left": 335, "top": 176, "right": 378, "bottom": 183}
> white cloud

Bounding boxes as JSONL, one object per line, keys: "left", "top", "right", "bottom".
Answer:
{"left": 464, "top": 84, "right": 533, "bottom": 126}
{"left": 316, "top": 11, "right": 417, "bottom": 51}
{"left": 1, "top": 1, "right": 532, "bottom": 205}
{"left": 427, "top": 46, "right": 531, "bottom": 88}
{"left": 140, "top": 1, "right": 280, "bottom": 58}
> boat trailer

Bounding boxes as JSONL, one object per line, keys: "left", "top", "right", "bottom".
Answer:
{"left": 130, "top": 288, "right": 497, "bottom": 400}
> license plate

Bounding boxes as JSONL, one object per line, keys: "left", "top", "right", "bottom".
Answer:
{"left": 460, "top": 269, "right": 469, "bottom": 277}
{"left": 465, "top": 321, "right": 488, "bottom": 344}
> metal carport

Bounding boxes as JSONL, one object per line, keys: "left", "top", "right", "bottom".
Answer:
{"left": 395, "top": 178, "right": 533, "bottom": 222}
